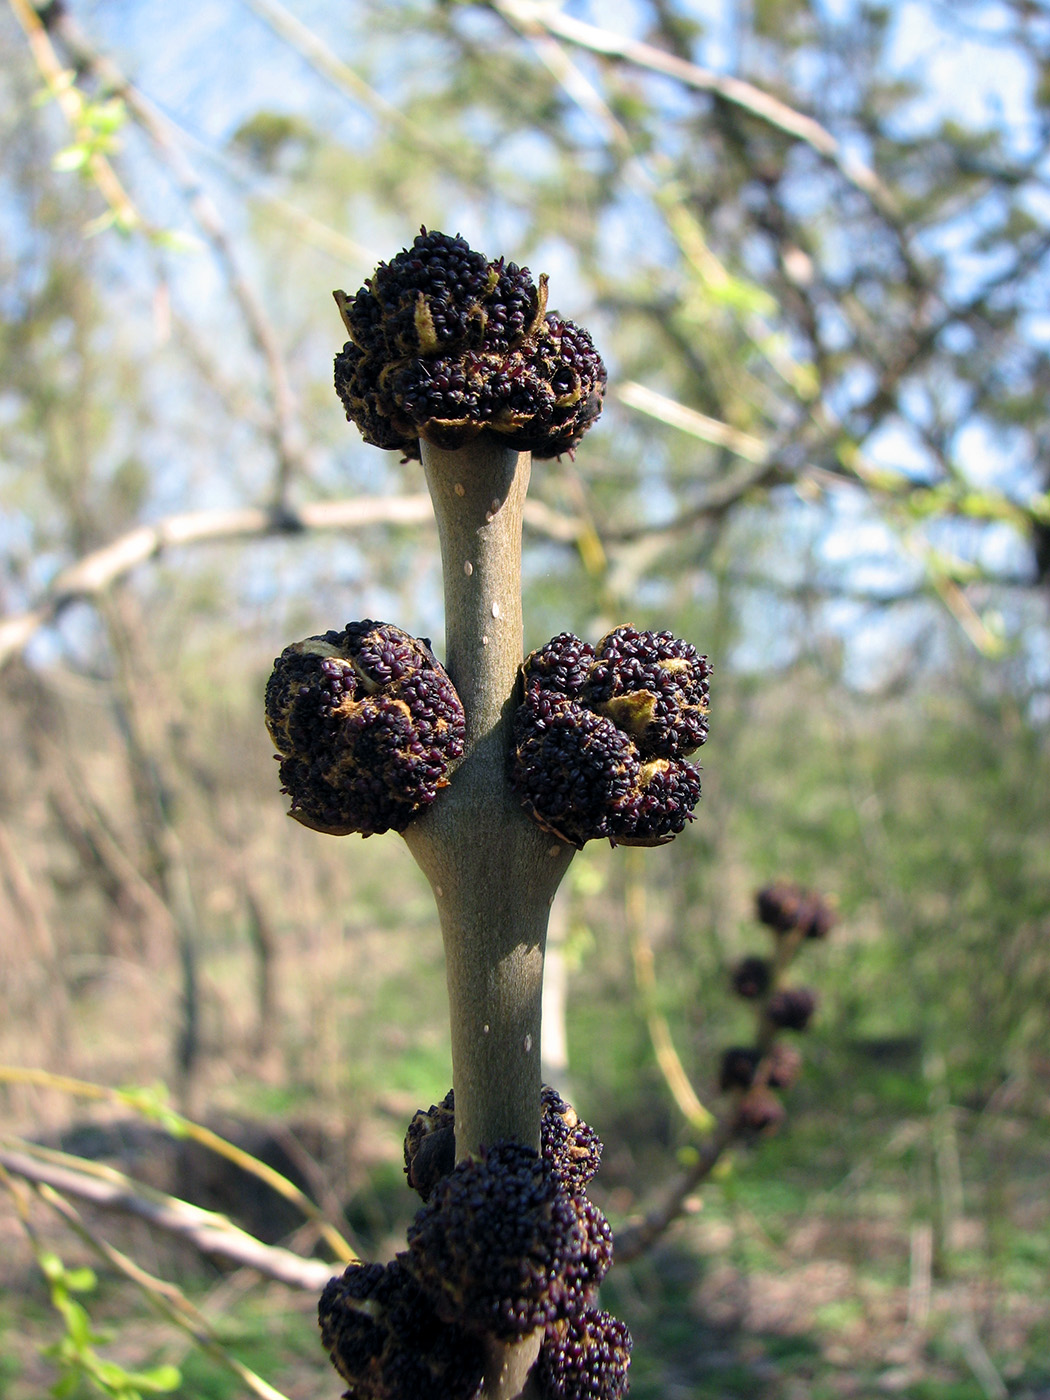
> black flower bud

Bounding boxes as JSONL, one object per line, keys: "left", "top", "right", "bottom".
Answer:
{"left": 766, "top": 986, "right": 818, "bottom": 1031}
{"left": 403, "top": 1086, "right": 603, "bottom": 1202}
{"left": 756, "top": 882, "right": 837, "bottom": 939}
{"left": 334, "top": 228, "right": 605, "bottom": 460}
{"left": 406, "top": 1141, "right": 612, "bottom": 1339}
{"left": 719, "top": 1045, "right": 762, "bottom": 1092}
{"left": 318, "top": 1254, "right": 485, "bottom": 1400}
{"left": 265, "top": 620, "right": 465, "bottom": 836}
{"left": 510, "top": 627, "right": 710, "bottom": 847}
{"left": 404, "top": 1091, "right": 456, "bottom": 1202}
{"left": 738, "top": 1087, "right": 787, "bottom": 1136}
{"left": 730, "top": 955, "right": 772, "bottom": 1000}
{"left": 537, "top": 1307, "right": 633, "bottom": 1400}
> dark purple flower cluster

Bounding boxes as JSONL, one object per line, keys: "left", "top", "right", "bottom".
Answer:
{"left": 540, "top": 1083, "right": 603, "bottom": 1194}
{"left": 715, "top": 883, "right": 834, "bottom": 1137}
{"left": 536, "top": 1307, "right": 633, "bottom": 1400}
{"left": 403, "top": 1085, "right": 602, "bottom": 1204}
{"left": 318, "top": 1255, "right": 485, "bottom": 1400}
{"left": 264, "top": 621, "right": 465, "bottom": 836}
{"left": 755, "top": 881, "right": 837, "bottom": 939}
{"left": 511, "top": 626, "right": 711, "bottom": 847}
{"left": 767, "top": 986, "right": 818, "bottom": 1031}
{"left": 730, "top": 955, "right": 772, "bottom": 1000}
{"left": 406, "top": 1141, "right": 613, "bottom": 1340}
{"left": 719, "top": 1042, "right": 802, "bottom": 1093}
{"left": 333, "top": 228, "right": 606, "bottom": 459}
{"left": 324, "top": 1092, "right": 628, "bottom": 1399}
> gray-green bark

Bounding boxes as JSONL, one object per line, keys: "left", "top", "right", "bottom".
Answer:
{"left": 402, "top": 436, "right": 575, "bottom": 1400}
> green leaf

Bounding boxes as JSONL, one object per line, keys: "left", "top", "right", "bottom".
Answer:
{"left": 126, "top": 1364, "right": 182, "bottom": 1392}
{"left": 65, "top": 1299, "right": 92, "bottom": 1350}
{"left": 117, "top": 1084, "right": 187, "bottom": 1137}
{"left": 38, "top": 1251, "right": 66, "bottom": 1283}
{"left": 53, "top": 145, "right": 90, "bottom": 172}
{"left": 148, "top": 229, "right": 204, "bottom": 255}
{"left": 63, "top": 1267, "right": 98, "bottom": 1294}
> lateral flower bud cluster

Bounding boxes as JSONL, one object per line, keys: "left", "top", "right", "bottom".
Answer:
{"left": 333, "top": 228, "right": 606, "bottom": 459}
{"left": 265, "top": 620, "right": 465, "bottom": 837}
{"left": 322, "top": 1089, "right": 629, "bottom": 1399}
{"left": 403, "top": 1084, "right": 602, "bottom": 1204}
{"left": 318, "top": 1256, "right": 485, "bottom": 1400}
{"left": 406, "top": 1140, "right": 613, "bottom": 1339}
{"left": 511, "top": 626, "right": 711, "bottom": 848}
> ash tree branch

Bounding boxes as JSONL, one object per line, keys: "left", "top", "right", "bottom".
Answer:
{"left": 613, "top": 1115, "right": 739, "bottom": 1263}
{"left": 0, "top": 497, "right": 428, "bottom": 670}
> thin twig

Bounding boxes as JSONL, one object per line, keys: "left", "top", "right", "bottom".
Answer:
{"left": 0, "top": 1066, "right": 356, "bottom": 1262}
{"left": 47, "top": 7, "right": 306, "bottom": 505}
{"left": 489, "top": 0, "right": 899, "bottom": 217}
{"left": 7, "top": 0, "right": 143, "bottom": 231}
{"left": 616, "top": 382, "right": 768, "bottom": 463}
{"left": 31, "top": 1180, "right": 298, "bottom": 1400}
{"left": 243, "top": 0, "right": 484, "bottom": 185}
{"left": 614, "top": 1114, "right": 738, "bottom": 1263}
{"left": 0, "top": 1141, "right": 338, "bottom": 1291}
{"left": 624, "top": 849, "right": 714, "bottom": 1135}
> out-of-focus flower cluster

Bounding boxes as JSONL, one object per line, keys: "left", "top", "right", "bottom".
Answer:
{"left": 718, "top": 883, "right": 836, "bottom": 1134}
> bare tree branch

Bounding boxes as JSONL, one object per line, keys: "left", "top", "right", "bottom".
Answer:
{"left": 489, "top": 0, "right": 900, "bottom": 217}
{"left": 0, "top": 493, "right": 593, "bottom": 669}
{"left": 614, "top": 1115, "right": 739, "bottom": 1263}
{"left": 0, "top": 1142, "right": 339, "bottom": 1290}
{"left": 45, "top": 6, "right": 308, "bottom": 505}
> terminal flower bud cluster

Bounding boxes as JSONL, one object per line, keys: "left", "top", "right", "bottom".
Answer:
{"left": 511, "top": 626, "right": 711, "bottom": 847}
{"left": 334, "top": 228, "right": 606, "bottom": 459}
{"left": 265, "top": 621, "right": 465, "bottom": 837}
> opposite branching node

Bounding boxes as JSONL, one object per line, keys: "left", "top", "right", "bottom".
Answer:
{"left": 265, "top": 620, "right": 464, "bottom": 836}
{"left": 403, "top": 1085, "right": 603, "bottom": 1202}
